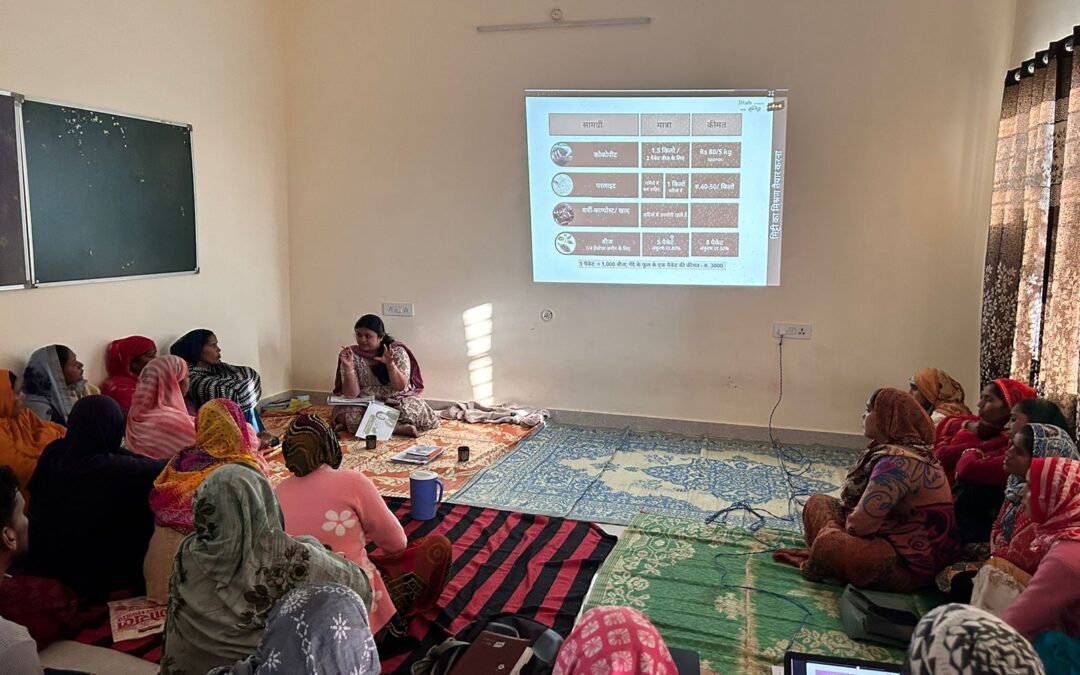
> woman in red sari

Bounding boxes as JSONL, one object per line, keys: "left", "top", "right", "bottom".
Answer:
{"left": 935, "top": 378, "right": 1037, "bottom": 544}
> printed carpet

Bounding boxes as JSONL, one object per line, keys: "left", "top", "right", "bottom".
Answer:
{"left": 261, "top": 404, "right": 539, "bottom": 498}
{"left": 582, "top": 512, "right": 905, "bottom": 675}
{"left": 451, "top": 423, "right": 857, "bottom": 528}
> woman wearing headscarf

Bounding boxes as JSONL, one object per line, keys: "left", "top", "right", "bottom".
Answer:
{"left": 144, "top": 399, "right": 270, "bottom": 603}
{"left": 170, "top": 329, "right": 265, "bottom": 431}
{"left": 774, "top": 388, "right": 959, "bottom": 591}
{"left": 208, "top": 583, "right": 380, "bottom": 675}
{"left": 126, "top": 356, "right": 197, "bottom": 460}
{"left": 333, "top": 314, "right": 438, "bottom": 437}
{"left": 161, "top": 464, "right": 372, "bottom": 675}
{"left": 26, "top": 396, "right": 164, "bottom": 599}
{"left": 936, "top": 378, "right": 1038, "bottom": 544}
{"left": 994, "top": 422, "right": 1079, "bottom": 573}
{"left": 962, "top": 424, "right": 1080, "bottom": 615}
{"left": 553, "top": 606, "right": 678, "bottom": 675}
{"left": 275, "top": 413, "right": 451, "bottom": 636}
{"left": 101, "top": 336, "right": 156, "bottom": 415}
{"left": 909, "top": 367, "right": 972, "bottom": 426}
{"left": 0, "top": 370, "right": 64, "bottom": 501}
{"left": 907, "top": 604, "right": 1045, "bottom": 675}
{"left": 22, "top": 345, "right": 99, "bottom": 425}
{"left": 936, "top": 400, "right": 1076, "bottom": 601}
{"left": 1001, "top": 458, "right": 1080, "bottom": 652}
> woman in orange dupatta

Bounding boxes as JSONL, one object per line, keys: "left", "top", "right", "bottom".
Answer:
{"left": 909, "top": 368, "right": 972, "bottom": 426}
{"left": 0, "top": 369, "right": 64, "bottom": 500}
{"left": 143, "top": 398, "right": 268, "bottom": 602}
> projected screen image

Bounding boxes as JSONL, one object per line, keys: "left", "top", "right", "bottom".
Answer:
{"left": 526, "top": 90, "right": 787, "bottom": 286}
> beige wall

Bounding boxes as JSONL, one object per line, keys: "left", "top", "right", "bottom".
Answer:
{"left": 0, "top": 1, "right": 292, "bottom": 393}
{"left": 1012, "top": 0, "right": 1080, "bottom": 64}
{"left": 285, "top": 0, "right": 1016, "bottom": 435}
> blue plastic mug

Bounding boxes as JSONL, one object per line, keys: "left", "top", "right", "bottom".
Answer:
{"left": 409, "top": 470, "right": 444, "bottom": 521}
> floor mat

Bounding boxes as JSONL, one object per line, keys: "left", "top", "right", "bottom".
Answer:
{"left": 583, "top": 512, "right": 904, "bottom": 674}
{"left": 376, "top": 499, "right": 616, "bottom": 674}
{"left": 69, "top": 500, "right": 614, "bottom": 671}
{"left": 451, "top": 423, "right": 857, "bottom": 528}
{"left": 262, "top": 404, "right": 539, "bottom": 498}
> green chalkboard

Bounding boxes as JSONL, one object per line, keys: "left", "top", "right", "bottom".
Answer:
{"left": 0, "top": 93, "right": 26, "bottom": 287}
{"left": 21, "top": 100, "right": 197, "bottom": 284}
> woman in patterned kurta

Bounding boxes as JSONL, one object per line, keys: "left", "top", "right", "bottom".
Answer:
{"left": 775, "top": 388, "right": 960, "bottom": 591}
{"left": 333, "top": 314, "right": 438, "bottom": 437}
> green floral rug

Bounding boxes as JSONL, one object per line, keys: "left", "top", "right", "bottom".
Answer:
{"left": 583, "top": 512, "right": 905, "bottom": 674}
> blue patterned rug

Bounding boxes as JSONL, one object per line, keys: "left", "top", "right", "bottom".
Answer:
{"left": 450, "top": 423, "right": 858, "bottom": 529}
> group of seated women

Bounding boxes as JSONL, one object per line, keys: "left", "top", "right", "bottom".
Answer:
{"left": 0, "top": 316, "right": 457, "bottom": 672}
{"left": 5, "top": 319, "right": 1077, "bottom": 671}
{"left": 775, "top": 367, "right": 1080, "bottom": 672}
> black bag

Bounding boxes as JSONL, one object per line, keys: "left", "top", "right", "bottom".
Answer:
{"left": 411, "top": 612, "right": 564, "bottom": 675}
{"left": 839, "top": 585, "right": 921, "bottom": 648}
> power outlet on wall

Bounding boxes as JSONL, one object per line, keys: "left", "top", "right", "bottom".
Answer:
{"left": 772, "top": 323, "right": 812, "bottom": 340}
{"left": 382, "top": 303, "right": 414, "bottom": 317}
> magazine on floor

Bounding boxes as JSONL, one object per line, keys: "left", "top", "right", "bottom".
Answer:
{"left": 354, "top": 401, "right": 399, "bottom": 440}
{"left": 108, "top": 597, "right": 167, "bottom": 642}
{"left": 390, "top": 444, "right": 445, "bottom": 464}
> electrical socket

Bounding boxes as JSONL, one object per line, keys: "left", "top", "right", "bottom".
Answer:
{"left": 772, "top": 323, "right": 812, "bottom": 340}
{"left": 382, "top": 303, "right": 414, "bottom": 317}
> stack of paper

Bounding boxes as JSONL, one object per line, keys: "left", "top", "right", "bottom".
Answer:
{"left": 328, "top": 394, "right": 375, "bottom": 405}
{"left": 390, "top": 444, "right": 445, "bottom": 464}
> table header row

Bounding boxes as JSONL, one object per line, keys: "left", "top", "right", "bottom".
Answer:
{"left": 549, "top": 113, "right": 743, "bottom": 137}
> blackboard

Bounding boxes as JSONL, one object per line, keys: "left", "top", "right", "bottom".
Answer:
{"left": 0, "top": 93, "right": 26, "bottom": 287}
{"left": 21, "top": 100, "right": 197, "bottom": 284}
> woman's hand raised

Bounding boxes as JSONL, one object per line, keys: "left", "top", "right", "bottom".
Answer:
{"left": 338, "top": 346, "right": 354, "bottom": 367}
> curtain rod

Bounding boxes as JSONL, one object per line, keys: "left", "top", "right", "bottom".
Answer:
{"left": 1006, "top": 27, "right": 1076, "bottom": 85}
{"left": 477, "top": 8, "right": 651, "bottom": 33}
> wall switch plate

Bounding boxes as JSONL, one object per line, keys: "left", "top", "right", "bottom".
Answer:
{"left": 772, "top": 323, "right": 812, "bottom": 340}
{"left": 382, "top": 303, "right": 414, "bottom": 317}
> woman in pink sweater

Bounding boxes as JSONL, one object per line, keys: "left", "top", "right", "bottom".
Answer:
{"left": 274, "top": 413, "right": 451, "bottom": 636}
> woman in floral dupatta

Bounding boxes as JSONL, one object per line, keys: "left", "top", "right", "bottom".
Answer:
{"left": 161, "top": 464, "right": 371, "bottom": 675}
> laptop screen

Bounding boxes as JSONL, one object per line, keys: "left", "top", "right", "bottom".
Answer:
{"left": 785, "top": 652, "right": 903, "bottom": 675}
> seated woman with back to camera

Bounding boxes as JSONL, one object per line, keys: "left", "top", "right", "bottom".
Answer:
{"left": 774, "top": 388, "right": 959, "bottom": 591}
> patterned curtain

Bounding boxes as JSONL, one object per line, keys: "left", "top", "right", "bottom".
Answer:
{"left": 980, "top": 27, "right": 1080, "bottom": 423}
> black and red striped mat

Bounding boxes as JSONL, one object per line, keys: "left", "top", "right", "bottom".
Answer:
{"left": 72, "top": 499, "right": 616, "bottom": 674}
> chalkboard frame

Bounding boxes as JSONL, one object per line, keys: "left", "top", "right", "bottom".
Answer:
{"left": 0, "top": 89, "right": 32, "bottom": 290}
{"left": 1, "top": 90, "right": 200, "bottom": 290}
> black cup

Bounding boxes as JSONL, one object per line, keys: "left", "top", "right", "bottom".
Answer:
{"left": 458, "top": 445, "right": 470, "bottom": 462}
{"left": 365, "top": 434, "right": 377, "bottom": 450}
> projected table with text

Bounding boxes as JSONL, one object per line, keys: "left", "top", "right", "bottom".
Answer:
{"left": 526, "top": 92, "right": 787, "bottom": 286}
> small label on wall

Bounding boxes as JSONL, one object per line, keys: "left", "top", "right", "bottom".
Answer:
{"left": 383, "top": 303, "right": 414, "bottom": 317}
